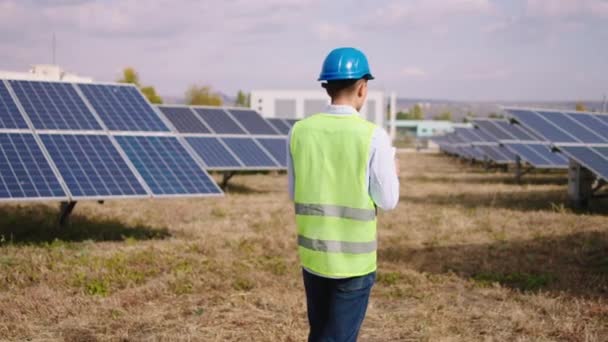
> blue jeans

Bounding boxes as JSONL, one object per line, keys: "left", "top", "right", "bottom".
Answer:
{"left": 302, "top": 269, "right": 376, "bottom": 342}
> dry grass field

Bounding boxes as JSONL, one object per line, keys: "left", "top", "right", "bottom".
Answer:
{"left": 1, "top": 152, "right": 608, "bottom": 341}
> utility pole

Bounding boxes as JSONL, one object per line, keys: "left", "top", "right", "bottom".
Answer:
{"left": 603, "top": 94, "right": 607, "bottom": 113}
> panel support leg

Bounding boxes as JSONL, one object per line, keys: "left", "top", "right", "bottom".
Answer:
{"left": 568, "top": 160, "right": 594, "bottom": 209}
{"left": 59, "top": 201, "right": 77, "bottom": 227}
{"left": 221, "top": 172, "right": 236, "bottom": 191}
{"left": 515, "top": 156, "right": 522, "bottom": 184}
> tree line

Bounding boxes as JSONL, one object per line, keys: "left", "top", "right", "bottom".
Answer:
{"left": 117, "top": 67, "right": 250, "bottom": 107}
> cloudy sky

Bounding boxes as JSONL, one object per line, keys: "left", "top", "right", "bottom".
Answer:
{"left": 0, "top": 0, "right": 607, "bottom": 101}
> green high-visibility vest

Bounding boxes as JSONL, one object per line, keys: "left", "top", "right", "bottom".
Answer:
{"left": 291, "top": 113, "right": 377, "bottom": 278}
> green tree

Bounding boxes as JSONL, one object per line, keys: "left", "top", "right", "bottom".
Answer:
{"left": 186, "top": 85, "right": 223, "bottom": 106}
{"left": 118, "top": 67, "right": 140, "bottom": 85}
{"left": 410, "top": 104, "right": 424, "bottom": 120}
{"left": 488, "top": 112, "right": 504, "bottom": 119}
{"left": 575, "top": 102, "right": 587, "bottom": 112}
{"left": 433, "top": 111, "right": 452, "bottom": 121}
{"left": 140, "top": 86, "right": 162, "bottom": 104}
{"left": 117, "top": 67, "right": 163, "bottom": 104}
{"left": 235, "top": 90, "right": 250, "bottom": 107}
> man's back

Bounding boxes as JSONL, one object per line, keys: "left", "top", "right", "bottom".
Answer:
{"left": 291, "top": 114, "right": 377, "bottom": 210}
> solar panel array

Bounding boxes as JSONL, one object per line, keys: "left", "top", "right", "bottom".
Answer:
{"left": 157, "top": 105, "right": 289, "bottom": 170}
{"left": 432, "top": 117, "right": 568, "bottom": 169}
{"left": 0, "top": 79, "right": 222, "bottom": 202}
{"left": 473, "top": 118, "right": 568, "bottom": 169}
{"left": 505, "top": 108, "right": 608, "bottom": 181}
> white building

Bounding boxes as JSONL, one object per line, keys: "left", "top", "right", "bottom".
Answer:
{"left": 0, "top": 64, "right": 93, "bottom": 83}
{"left": 250, "top": 89, "right": 385, "bottom": 127}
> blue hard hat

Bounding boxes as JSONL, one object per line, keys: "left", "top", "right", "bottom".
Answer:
{"left": 318, "top": 47, "right": 374, "bottom": 81}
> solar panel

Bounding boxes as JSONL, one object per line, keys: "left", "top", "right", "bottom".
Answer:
{"left": 494, "top": 121, "right": 538, "bottom": 141}
{"left": 116, "top": 136, "right": 222, "bottom": 196}
{"left": 593, "top": 114, "right": 608, "bottom": 128}
{"left": 284, "top": 119, "right": 298, "bottom": 127}
{"left": 9, "top": 80, "right": 101, "bottom": 130}
{"left": 506, "top": 109, "right": 578, "bottom": 143}
{"left": 536, "top": 111, "right": 606, "bottom": 143}
{"left": 78, "top": 84, "right": 169, "bottom": 132}
{"left": 157, "top": 106, "right": 211, "bottom": 134}
{"left": 0, "top": 82, "right": 28, "bottom": 129}
{"left": 256, "top": 138, "right": 288, "bottom": 167}
{"left": 477, "top": 145, "right": 511, "bottom": 163}
{"left": 227, "top": 109, "right": 279, "bottom": 135}
{"left": 267, "top": 118, "right": 291, "bottom": 135}
{"left": 0, "top": 133, "right": 66, "bottom": 199}
{"left": 193, "top": 108, "right": 246, "bottom": 134}
{"left": 455, "top": 127, "right": 482, "bottom": 142}
{"left": 185, "top": 137, "right": 242, "bottom": 169}
{"left": 40, "top": 134, "right": 147, "bottom": 198}
{"left": 474, "top": 120, "right": 512, "bottom": 140}
{"left": 503, "top": 143, "right": 566, "bottom": 168}
{"left": 563, "top": 112, "right": 608, "bottom": 141}
{"left": 472, "top": 128, "right": 496, "bottom": 142}
{"left": 221, "top": 137, "right": 278, "bottom": 168}
{"left": 558, "top": 146, "right": 608, "bottom": 181}
{"left": 527, "top": 144, "right": 568, "bottom": 166}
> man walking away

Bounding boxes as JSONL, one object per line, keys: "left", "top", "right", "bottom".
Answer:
{"left": 288, "top": 47, "right": 400, "bottom": 342}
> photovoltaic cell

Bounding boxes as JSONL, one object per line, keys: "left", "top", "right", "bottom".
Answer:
{"left": 78, "top": 84, "right": 169, "bottom": 132}
{"left": 284, "top": 119, "right": 298, "bottom": 127}
{"left": 536, "top": 111, "right": 605, "bottom": 143}
{"left": 0, "top": 82, "right": 28, "bottom": 129}
{"left": 158, "top": 106, "right": 211, "bottom": 134}
{"left": 564, "top": 112, "right": 608, "bottom": 141}
{"left": 227, "top": 109, "right": 279, "bottom": 135}
{"left": 40, "top": 134, "right": 146, "bottom": 198}
{"left": 477, "top": 145, "right": 510, "bottom": 162}
{"left": 267, "top": 118, "right": 291, "bottom": 135}
{"left": 474, "top": 120, "right": 512, "bottom": 140}
{"left": 507, "top": 109, "right": 578, "bottom": 143}
{"left": 186, "top": 137, "right": 242, "bottom": 168}
{"left": 256, "top": 138, "right": 288, "bottom": 167}
{"left": 10, "top": 80, "right": 101, "bottom": 130}
{"left": 472, "top": 128, "right": 496, "bottom": 142}
{"left": 193, "top": 108, "right": 246, "bottom": 134}
{"left": 494, "top": 121, "right": 538, "bottom": 141}
{"left": 499, "top": 146, "right": 516, "bottom": 161}
{"left": 0, "top": 133, "right": 66, "bottom": 199}
{"left": 593, "top": 115, "right": 608, "bottom": 128}
{"left": 222, "top": 137, "right": 278, "bottom": 167}
{"left": 558, "top": 145, "right": 608, "bottom": 181}
{"left": 504, "top": 143, "right": 553, "bottom": 167}
{"left": 593, "top": 147, "right": 608, "bottom": 160}
{"left": 116, "top": 136, "right": 221, "bottom": 195}
{"left": 527, "top": 144, "right": 568, "bottom": 166}
{"left": 455, "top": 128, "right": 481, "bottom": 142}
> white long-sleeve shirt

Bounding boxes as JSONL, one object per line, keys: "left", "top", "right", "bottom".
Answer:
{"left": 287, "top": 104, "right": 400, "bottom": 210}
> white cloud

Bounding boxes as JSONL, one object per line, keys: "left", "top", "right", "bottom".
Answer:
{"left": 401, "top": 67, "right": 428, "bottom": 78}
{"left": 462, "top": 68, "right": 511, "bottom": 81}
{"left": 526, "top": 0, "right": 608, "bottom": 18}
{"left": 370, "top": 0, "right": 493, "bottom": 27}
{"left": 314, "top": 23, "right": 354, "bottom": 41}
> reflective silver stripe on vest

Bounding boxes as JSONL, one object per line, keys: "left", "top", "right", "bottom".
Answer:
{"left": 298, "top": 235, "right": 377, "bottom": 254}
{"left": 295, "top": 203, "right": 376, "bottom": 221}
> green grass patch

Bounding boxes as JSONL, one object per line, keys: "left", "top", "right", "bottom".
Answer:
{"left": 472, "top": 272, "right": 555, "bottom": 291}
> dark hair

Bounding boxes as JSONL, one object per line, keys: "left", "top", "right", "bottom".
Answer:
{"left": 322, "top": 79, "right": 364, "bottom": 98}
